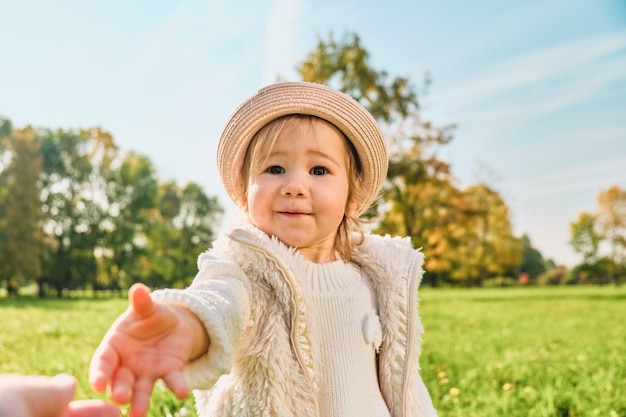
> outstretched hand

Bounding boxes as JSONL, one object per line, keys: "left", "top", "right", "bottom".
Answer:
{"left": 89, "top": 283, "right": 195, "bottom": 417}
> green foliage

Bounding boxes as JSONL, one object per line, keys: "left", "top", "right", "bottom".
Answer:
{"left": 570, "top": 186, "right": 626, "bottom": 279}
{"left": 299, "top": 32, "right": 418, "bottom": 123}
{"left": 0, "top": 126, "right": 45, "bottom": 289}
{"left": 3, "top": 286, "right": 625, "bottom": 416}
{"left": 37, "top": 127, "right": 117, "bottom": 295}
{"left": 568, "top": 257, "right": 626, "bottom": 285}
{"left": 0, "top": 117, "right": 12, "bottom": 138}
{"left": 99, "top": 152, "right": 159, "bottom": 290}
{"left": 520, "top": 234, "right": 547, "bottom": 281}
{"left": 135, "top": 182, "right": 223, "bottom": 288}
{"left": 570, "top": 212, "right": 603, "bottom": 264}
{"left": 0, "top": 119, "right": 222, "bottom": 296}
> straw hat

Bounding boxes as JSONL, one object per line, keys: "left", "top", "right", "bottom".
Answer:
{"left": 217, "top": 81, "right": 388, "bottom": 215}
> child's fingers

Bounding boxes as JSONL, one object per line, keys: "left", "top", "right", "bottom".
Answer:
{"left": 128, "top": 376, "right": 155, "bottom": 417}
{"left": 162, "top": 371, "right": 190, "bottom": 400}
{"left": 129, "top": 283, "right": 154, "bottom": 317}
{"left": 109, "top": 366, "right": 135, "bottom": 405}
{"left": 89, "top": 343, "right": 120, "bottom": 393}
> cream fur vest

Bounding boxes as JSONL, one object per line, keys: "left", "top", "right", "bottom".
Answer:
{"left": 153, "top": 224, "right": 437, "bottom": 417}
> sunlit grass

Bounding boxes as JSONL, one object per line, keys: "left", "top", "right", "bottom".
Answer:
{"left": 419, "top": 286, "right": 626, "bottom": 416}
{"left": 1, "top": 285, "right": 625, "bottom": 416}
{"left": 0, "top": 294, "right": 194, "bottom": 417}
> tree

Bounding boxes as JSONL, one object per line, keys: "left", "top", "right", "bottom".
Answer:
{"left": 98, "top": 152, "right": 158, "bottom": 290}
{"left": 455, "top": 184, "right": 521, "bottom": 286}
{"left": 596, "top": 186, "right": 626, "bottom": 267}
{"left": 300, "top": 32, "right": 421, "bottom": 125}
{"left": 38, "top": 127, "right": 117, "bottom": 296}
{"left": 297, "top": 32, "right": 523, "bottom": 286}
{"left": 519, "top": 234, "right": 546, "bottom": 282}
{"left": 0, "top": 125, "right": 46, "bottom": 293}
{"left": 569, "top": 185, "right": 626, "bottom": 284}
{"left": 1, "top": 116, "right": 225, "bottom": 296}
{"left": 379, "top": 169, "right": 464, "bottom": 285}
{"left": 569, "top": 212, "right": 602, "bottom": 264}
{"left": 176, "top": 183, "right": 222, "bottom": 279}
{"left": 298, "top": 32, "right": 455, "bottom": 281}
{"left": 136, "top": 182, "right": 223, "bottom": 288}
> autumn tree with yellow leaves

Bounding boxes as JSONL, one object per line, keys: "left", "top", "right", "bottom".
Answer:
{"left": 297, "top": 32, "right": 522, "bottom": 286}
{"left": 570, "top": 185, "right": 626, "bottom": 283}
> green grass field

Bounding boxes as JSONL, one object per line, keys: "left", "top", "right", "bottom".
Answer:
{"left": 1, "top": 285, "right": 624, "bottom": 417}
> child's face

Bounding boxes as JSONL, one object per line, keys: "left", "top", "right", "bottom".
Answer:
{"left": 245, "top": 119, "right": 351, "bottom": 263}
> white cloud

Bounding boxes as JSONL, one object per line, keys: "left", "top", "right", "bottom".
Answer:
{"left": 435, "top": 30, "right": 626, "bottom": 187}
{"left": 537, "top": 55, "right": 626, "bottom": 114}
{"left": 511, "top": 153, "right": 626, "bottom": 196}
{"left": 437, "top": 30, "right": 626, "bottom": 114}
{"left": 518, "top": 175, "right": 626, "bottom": 199}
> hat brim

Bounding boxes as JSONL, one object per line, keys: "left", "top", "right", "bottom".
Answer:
{"left": 217, "top": 81, "right": 388, "bottom": 215}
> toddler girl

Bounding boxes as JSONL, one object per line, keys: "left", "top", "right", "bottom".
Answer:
{"left": 89, "top": 82, "right": 437, "bottom": 417}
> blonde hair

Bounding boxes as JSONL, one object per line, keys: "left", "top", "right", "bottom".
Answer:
{"left": 240, "top": 115, "right": 367, "bottom": 261}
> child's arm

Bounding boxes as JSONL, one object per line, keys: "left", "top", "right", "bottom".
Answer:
{"left": 89, "top": 283, "right": 209, "bottom": 417}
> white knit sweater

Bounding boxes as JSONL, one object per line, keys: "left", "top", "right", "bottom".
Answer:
{"left": 295, "top": 257, "right": 391, "bottom": 417}
{"left": 152, "top": 223, "right": 438, "bottom": 417}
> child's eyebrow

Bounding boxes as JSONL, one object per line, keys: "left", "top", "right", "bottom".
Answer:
{"left": 267, "top": 149, "right": 343, "bottom": 167}
{"left": 309, "top": 150, "right": 343, "bottom": 167}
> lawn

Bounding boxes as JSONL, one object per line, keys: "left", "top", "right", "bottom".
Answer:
{"left": 419, "top": 286, "right": 626, "bottom": 417}
{"left": 1, "top": 285, "right": 624, "bottom": 416}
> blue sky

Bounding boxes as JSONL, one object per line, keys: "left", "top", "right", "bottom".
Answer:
{"left": 1, "top": 0, "right": 625, "bottom": 266}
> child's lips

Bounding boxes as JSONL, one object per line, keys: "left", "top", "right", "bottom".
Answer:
{"left": 278, "top": 210, "right": 311, "bottom": 217}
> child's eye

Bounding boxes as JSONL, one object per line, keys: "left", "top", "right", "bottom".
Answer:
{"left": 267, "top": 165, "right": 284, "bottom": 174}
{"left": 311, "top": 166, "right": 328, "bottom": 176}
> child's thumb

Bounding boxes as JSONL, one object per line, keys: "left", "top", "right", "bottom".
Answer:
{"left": 129, "top": 283, "right": 154, "bottom": 317}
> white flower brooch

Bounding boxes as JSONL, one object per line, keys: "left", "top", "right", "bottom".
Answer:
{"left": 363, "top": 310, "right": 383, "bottom": 353}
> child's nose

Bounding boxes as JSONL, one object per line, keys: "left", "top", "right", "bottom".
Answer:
{"left": 281, "top": 172, "right": 308, "bottom": 197}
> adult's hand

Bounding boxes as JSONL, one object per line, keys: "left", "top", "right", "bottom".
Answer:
{"left": 0, "top": 373, "right": 120, "bottom": 417}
